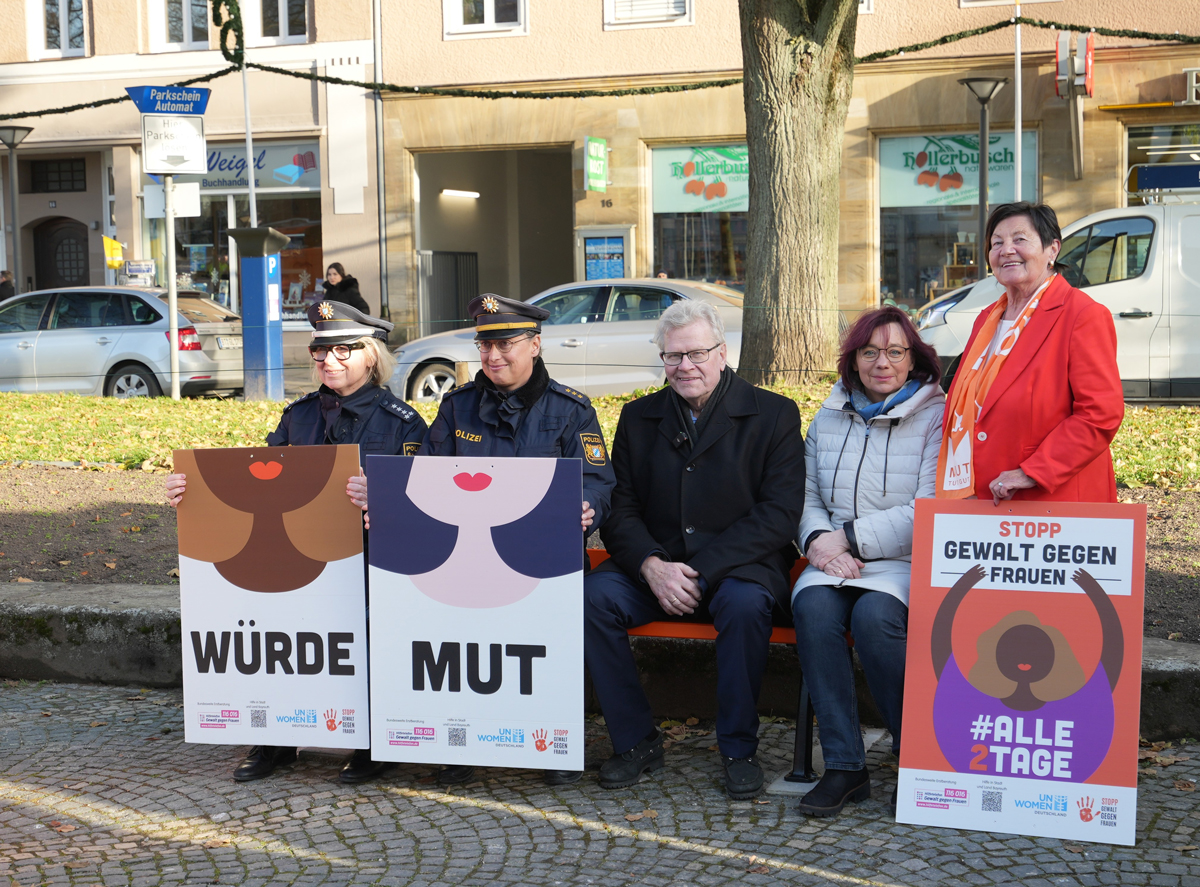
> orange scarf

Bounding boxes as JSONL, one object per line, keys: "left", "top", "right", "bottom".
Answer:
{"left": 935, "top": 275, "right": 1055, "bottom": 498}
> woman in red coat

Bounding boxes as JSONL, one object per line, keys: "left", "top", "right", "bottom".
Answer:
{"left": 936, "top": 202, "right": 1124, "bottom": 504}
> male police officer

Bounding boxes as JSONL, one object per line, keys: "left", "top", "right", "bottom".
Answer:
{"left": 420, "top": 293, "right": 616, "bottom": 787}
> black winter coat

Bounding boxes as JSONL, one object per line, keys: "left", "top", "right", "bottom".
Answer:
{"left": 596, "top": 374, "right": 806, "bottom": 611}
{"left": 323, "top": 275, "right": 370, "bottom": 314}
{"left": 267, "top": 383, "right": 427, "bottom": 465}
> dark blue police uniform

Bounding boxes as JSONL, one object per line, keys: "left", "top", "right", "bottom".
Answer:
{"left": 268, "top": 383, "right": 426, "bottom": 460}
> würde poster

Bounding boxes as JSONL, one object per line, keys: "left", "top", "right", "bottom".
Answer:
{"left": 898, "top": 499, "right": 1146, "bottom": 845}
{"left": 175, "top": 445, "right": 369, "bottom": 748}
{"left": 366, "top": 455, "right": 584, "bottom": 770}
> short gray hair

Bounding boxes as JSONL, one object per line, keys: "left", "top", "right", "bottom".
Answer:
{"left": 652, "top": 299, "right": 725, "bottom": 351}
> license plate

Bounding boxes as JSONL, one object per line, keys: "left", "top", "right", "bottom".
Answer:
{"left": 217, "top": 336, "right": 243, "bottom": 350}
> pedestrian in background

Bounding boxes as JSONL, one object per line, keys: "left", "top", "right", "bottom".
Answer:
{"left": 0, "top": 270, "right": 14, "bottom": 300}
{"left": 936, "top": 202, "right": 1124, "bottom": 504}
{"left": 792, "top": 306, "right": 944, "bottom": 817}
{"left": 322, "top": 263, "right": 370, "bottom": 314}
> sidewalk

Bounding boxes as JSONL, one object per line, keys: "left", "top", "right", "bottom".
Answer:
{"left": 1, "top": 680, "right": 1199, "bottom": 887}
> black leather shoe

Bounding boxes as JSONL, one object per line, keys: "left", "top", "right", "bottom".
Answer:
{"left": 339, "top": 749, "right": 397, "bottom": 784}
{"left": 890, "top": 785, "right": 898, "bottom": 814}
{"left": 438, "top": 764, "right": 477, "bottom": 786}
{"left": 722, "top": 755, "right": 764, "bottom": 799}
{"left": 797, "top": 767, "right": 870, "bottom": 817}
{"left": 544, "top": 769, "right": 583, "bottom": 786}
{"left": 233, "top": 745, "right": 296, "bottom": 782}
{"left": 599, "top": 729, "right": 664, "bottom": 789}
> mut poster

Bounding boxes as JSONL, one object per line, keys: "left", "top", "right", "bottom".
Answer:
{"left": 366, "top": 456, "right": 584, "bottom": 770}
{"left": 175, "top": 445, "right": 369, "bottom": 749}
{"left": 898, "top": 499, "right": 1146, "bottom": 845}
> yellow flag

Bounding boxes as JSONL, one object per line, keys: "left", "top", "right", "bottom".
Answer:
{"left": 102, "top": 235, "right": 124, "bottom": 270}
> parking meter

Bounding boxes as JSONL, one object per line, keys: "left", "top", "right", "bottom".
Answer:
{"left": 229, "top": 227, "right": 289, "bottom": 401}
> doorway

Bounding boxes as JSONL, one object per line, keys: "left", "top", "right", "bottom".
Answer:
{"left": 34, "top": 218, "right": 90, "bottom": 289}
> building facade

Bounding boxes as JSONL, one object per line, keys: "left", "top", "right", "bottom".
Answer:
{"left": 378, "top": 0, "right": 1200, "bottom": 353}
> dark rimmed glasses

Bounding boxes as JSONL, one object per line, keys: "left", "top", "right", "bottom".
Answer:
{"left": 309, "top": 342, "right": 367, "bottom": 361}
{"left": 475, "top": 334, "right": 534, "bottom": 354}
{"left": 660, "top": 343, "right": 722, "bottom": 366}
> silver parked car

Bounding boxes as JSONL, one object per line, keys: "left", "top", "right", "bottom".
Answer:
{"left": 391, "top": 279, "right": 745, "bottom": 402}
{"left": 0, "top": 286, "right": 243, "bottom": 397}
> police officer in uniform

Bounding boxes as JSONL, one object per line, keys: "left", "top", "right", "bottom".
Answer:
{"left": 166, "top": 300, "right": 427, "bottom": 784}
{"left": 421, "top": 293, "right": 616, "bottom": 787}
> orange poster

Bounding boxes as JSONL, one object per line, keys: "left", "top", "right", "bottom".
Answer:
{"left": 898, "top": 499, "right": 1146, "bottom": 845}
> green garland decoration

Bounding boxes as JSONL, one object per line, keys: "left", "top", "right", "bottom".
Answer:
{"left": 3, "top": 5, "right": 1199, "bottom": 122}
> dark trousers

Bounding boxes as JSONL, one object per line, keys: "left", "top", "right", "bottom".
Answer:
{"left": 584, "top": 569, "right": 775, "bottom": 759}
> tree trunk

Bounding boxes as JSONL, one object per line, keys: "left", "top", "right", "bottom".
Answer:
{"left": 738, "top": 0, "right": 859, "bottom": 385}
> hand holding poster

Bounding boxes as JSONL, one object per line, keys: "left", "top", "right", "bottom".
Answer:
{"left": 898, "top": 499, "right": 1146, "bottom": 845}
{"left": 175, "top": 445, "right": 369, "bottom": 748}
{"left": 366, "top": 455, "right": 584, "bottom": 769}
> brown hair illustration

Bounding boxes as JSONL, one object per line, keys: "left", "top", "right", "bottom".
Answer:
{"left": 967, "top": 611, "right": 1086, "bottom": 708}
{"left": 174, "top": 445, "right": 363, "bottom": 592}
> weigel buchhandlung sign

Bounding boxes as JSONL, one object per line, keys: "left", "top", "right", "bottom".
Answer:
{"left": 365, "top": 456, "right": 584, "bottom": 770}
{"left": 175, "top": 445, "right": 369, "bottom": 748}
{"left": 898, "top": 499, "right": 1146, "bottom": 846}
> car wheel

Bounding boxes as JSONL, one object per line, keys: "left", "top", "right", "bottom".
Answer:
{"left": 409, "top": 362, "right": 457, "bottom": 403}
{"left": 106, "top": 363, "right": 163, "bottom": 398}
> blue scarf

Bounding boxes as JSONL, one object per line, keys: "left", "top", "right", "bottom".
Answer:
{"left": 850, "top": 378, "right": 922, "bottom": 421}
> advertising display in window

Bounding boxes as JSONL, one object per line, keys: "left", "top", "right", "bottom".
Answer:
{"left": 879, "top": 131, "right": 1038, "bottom": 306}
{"left": 1126, "top": 123, "right": 1200, "bottom": 205}
{"left": 652, "top": 145, "right": 748, "bottom": 289}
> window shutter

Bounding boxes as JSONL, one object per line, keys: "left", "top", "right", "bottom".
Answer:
{"left": 612, "top": 0, "right": 688, "bottom": 22}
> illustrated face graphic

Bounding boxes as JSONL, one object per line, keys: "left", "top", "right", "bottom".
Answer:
{"left": 194, "top": 447, "right": 337, "bottom": 514}
{"left": 995, "top": 623, "right": 1056, "bottom": 684}
{"left": 404, "top": 456, "right": 556, "bottom": 527}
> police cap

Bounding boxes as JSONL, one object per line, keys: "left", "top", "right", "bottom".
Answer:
{"left": 307, "top": 300, "right": 393, "bottom": 345}
{"left": 468, "top": 293, "right": 550, "bottom": 340}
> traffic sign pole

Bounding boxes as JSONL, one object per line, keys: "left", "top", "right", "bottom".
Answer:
{"left": 165, "top": 174, "right": 180, "bottom": 400}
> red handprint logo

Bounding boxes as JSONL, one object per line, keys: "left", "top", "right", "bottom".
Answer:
{"left": 533, "top": 728, "right": 548, "bottom": 752}
{"left": 324, "top": 708, "right": 341, "bottom": 732}
{"left": 1077, "top": 796, "right": 1094, "bottom": 822}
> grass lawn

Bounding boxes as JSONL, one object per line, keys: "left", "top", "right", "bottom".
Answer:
{"left": 0, "top": 388, "right": 1195, "bottom": 489}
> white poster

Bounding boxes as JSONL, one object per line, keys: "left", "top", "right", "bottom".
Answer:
{"left": 175, "top": 445, "right": 369, "bottom": 748}
{"left": 366, "top": 456, "right": 584, "bottom": 770}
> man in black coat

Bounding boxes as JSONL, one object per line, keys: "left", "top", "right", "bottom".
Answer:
{"left": 585, "top": 300, "right": 805, "bottom": 799}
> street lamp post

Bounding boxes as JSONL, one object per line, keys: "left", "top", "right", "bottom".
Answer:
{"left": 0, "top": 126, "right": 34, "bottom": 293}
{"left": 958, "top": 78, "right": 1009, "bottom": 254}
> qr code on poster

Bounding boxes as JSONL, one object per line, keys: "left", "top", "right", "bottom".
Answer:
{"left": 250, "top": 709, "right": 266, "bottom": 729}
{"left": 448, "top": 728, "right": 467, "bottom": 747}
{"left": 982, "top": 791, "right": 1002, "bottom": 813}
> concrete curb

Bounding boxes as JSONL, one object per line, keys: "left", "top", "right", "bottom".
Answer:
{"left": 3, "top": 582, "right": 1198, "bottom": 740}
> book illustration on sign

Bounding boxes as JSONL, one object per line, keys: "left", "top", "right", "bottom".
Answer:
{"left": 174, "top": 445, "right": 363, "bottom": 593}
{"left": 931, "top": 565, "right": 1122, "bottom": 784}
{"left": 368, "top": 456, "right": 582, "bottom": 607}
{"left": 273, "top": 151, "right": 318, "bottom": 185}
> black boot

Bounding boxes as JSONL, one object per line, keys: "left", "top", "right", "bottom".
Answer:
{"left": 438, "top": 764, "right": 477, "bottom": 786}
{"left": 233, "top": 746, "right": 296, "bottom": 782}
{"left": 544, "top": 769, "right": 584, "bottom": 786}
{"left": 722, "top": 755, "right": 764, "bottom": 799}
{"left": 339, "top": 749, "right": 397, "bottom": 784}
{"left": 796, "top": 767, "right": 870, "bottom": 817}
{"left": 598, "top": 729, "right": 664, "bottom": 789}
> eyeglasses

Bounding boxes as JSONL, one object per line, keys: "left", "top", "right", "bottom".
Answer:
{"left": 475, "top": 334, "right": 533, "bottom": 353}
{"left": 309, "top": 342, "right": 367, "bottom": 361}
{"left": 858, "top": 346, "right": 911, "bottom": 363}
{"left": 660, "top": 343, "right": 722, "bottom": 366}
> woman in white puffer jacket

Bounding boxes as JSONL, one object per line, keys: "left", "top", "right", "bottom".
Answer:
{"left": 792, "top": 306, "right": 945, "bottom": 819}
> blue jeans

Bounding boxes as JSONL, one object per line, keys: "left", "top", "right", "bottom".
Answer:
{"left": 792, "top": 585, "right": 908, "bottom": 771}
{"left": 585, "top": 569, "right": 775, "bottom": 759}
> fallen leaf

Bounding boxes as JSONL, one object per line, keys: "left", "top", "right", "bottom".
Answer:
{"left": 121, "top": 512, "right": 132, "bottom": 517}
{"left": 1169, "top": 632, "right": 1184, "bottom": 640}
{"left": 662, "top": 740, "right": 675, "bottom": 749}
{"left": 16, "top": 577, "right": 33, "bottom": 583}
{"left": 624, "top": 813, "right": 644, "bottom": 822}
{"left": 1174, "top": 780, "right": 1195, "bottom": 792}
{"left": 1064, "top": 845, "right": 1084, "bottom": 853}
{"left": 146, "top": 736, "right": 159, "bottom": 741}
{"left": 707, "top": 744, "right": 719, "bottom": 752}
{"left": 642, "top": 809, "right": 658, "bottom": 819}
{"left": 104, "top": 563, "right": 116, "bottom": 569}
{"left": 64, "top": 861, "right": 90, "bottom": 869}
{"left": 685, "top": 717, "right": 699, "bottom": 726}
{"left": 41, "top": 711, "right": 51, "bottom": 717}
{"left": 69, "top": 520, "right": 75, "bottom": 527}
{"left": 748, "top": 865, "right": 770, "bottom": 874}
{"left": 168, "top": 568, "right": 180, "bottom": 578}
{"left": 1155, "top": 755, "right": 1183, "bottom": 766}
{"left": 131, "top": 526, "right": 142, "bottom": 532}
{"left": 1180, "top": 845, "right": 1198, "bottom": 852}
{"left": 58, "top": 560, "right": 71, "bottom": 565}
{"left": 203, "top": 839, "right": 231, "bottom": 848}
{"left": 83, "top": 551, "right": 94, "bottom": 556}
{"left": 126, "top": 696, "right": 146, "bottom": 701}
{"left": 1139, "top": 767, "right": 1158, "bottom": 776}
{"left": 754, "top": 799, "right": 770, "bottom": 805}
{"left": 79, "top": 571, "right": 88, "bottom": 576}
{"left": 50, "top": 821, "right": 62, "bottom": 826}
{"left": 89, "top": 721, "right": 107, "bottom": 728}
{"left": 54, "top": 825, "right": 76, "bottom": 833}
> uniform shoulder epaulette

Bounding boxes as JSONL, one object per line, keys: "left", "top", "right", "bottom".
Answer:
{"left": 548, "top": 380, "right": 591, "bottom": 407}
{"left": 378, "top": 390, "right": 418, "bottom": 422}
{"left": 444, "top": 380, "right": 477, "bottom": 398}
{"left": 280, "top": 390, "right": 319, "bottom": 414}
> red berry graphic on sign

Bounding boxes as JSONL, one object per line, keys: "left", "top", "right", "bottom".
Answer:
{"left": 684, "top": 179, "right": 705, "bottom": 195}
{"left": 916, "top": 150, "right": 928, "bottom": 168}
{"left": 683, "top": 161, "right": 696, "bottom": 177}
{"left": 533, "top": 728, "right": 548, "bottom": 752}
{"left": 917, "top": 169, "right": 939, "bottom": 187}
{"left": 939, "top": 171, "right": 964, "bottom": 192}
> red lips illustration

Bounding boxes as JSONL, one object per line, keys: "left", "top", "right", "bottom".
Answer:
{"left": 453, "top": 472, "right": 492, "bottom": 492}
{"left": 248, "top": 461, "right": 283, "bottom": 480}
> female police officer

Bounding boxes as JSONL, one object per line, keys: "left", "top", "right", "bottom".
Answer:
{"left": 421, "top": 293, "right": 616, "bottom": 787}
{"left": 166, "top": 300, "right": 427, "bottom": 785}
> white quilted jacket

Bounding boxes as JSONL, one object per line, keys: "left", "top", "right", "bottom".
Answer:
{"left": 794, "top": 379, "right": 945, "bottom": 606}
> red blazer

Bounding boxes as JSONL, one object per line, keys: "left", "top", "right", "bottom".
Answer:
{"left": 945, "top": 274, "right": 1124, "bottom": 503}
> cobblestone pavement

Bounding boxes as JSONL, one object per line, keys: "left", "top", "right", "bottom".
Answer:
{"left": 3, "top": 682, "right": 1200, "bottom": 887}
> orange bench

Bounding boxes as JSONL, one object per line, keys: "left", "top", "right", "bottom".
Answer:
{"left": 587, "top": 549, "right": 821, "bottom": 783}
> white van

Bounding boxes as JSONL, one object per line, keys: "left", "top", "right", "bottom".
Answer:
{"left": 917, "top": 201, "right": 1200, "bottom": 400}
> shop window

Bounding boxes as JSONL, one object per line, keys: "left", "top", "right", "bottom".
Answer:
{"left": 444, "top": 0, "right": 528, "bottom": 39}
{"left": 30, "top": 159, "right": 86, "bottom": 193}
{"left": 33, "top": 0, "right": 85, "bottom": 59}
{"left": 1059, "top": 218, "right": 1155, "bottom": 289}
{"left": 603, "top": 0, "right": 693, "bottom": 30}
{"left": 149, "top": 0, "right": 209, "bottom": 51}
{"left": 1127, "top": 123, "right": 1200, "bottom": 205}
{"left": 651, "top": 145, "right": 749, "bottom": 289}
{"left": 249, "top": 0, "right": 307, "bottom": 44}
